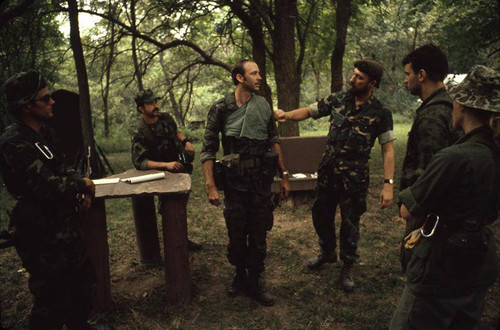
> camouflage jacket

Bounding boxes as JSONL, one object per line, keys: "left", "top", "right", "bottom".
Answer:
{"left": 200, "top": 93, "right": 279, "bottom": 191}
{"left": 310, "top": 91, "right": 394, "bottom": 191}
{"left": 0, "top": 121, "right": 86, "bottom": 241}
{"left": 200, "top": 93, "right": 279, "bottom": 163}
{"left": 131, "top": 113, "right": 184, "bottom": 170}
{"left": 400, "top": 87, "right": 459, "bottom": 191}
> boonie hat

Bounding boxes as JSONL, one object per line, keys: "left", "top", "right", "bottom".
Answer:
{"left": 3, "top": 69, "right": 46, "bottom": 113}
{"left": 448, "top": 65, "right": 500, "bottom": 112}
{"left": 134, "top": 89, "right": 161, "bottom": 106}
{"left": 354, "top": 60, "right": 384, "bottom": 87}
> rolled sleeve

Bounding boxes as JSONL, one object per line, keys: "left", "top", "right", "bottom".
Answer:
{"left": 309, "top": 102, "right": 321, "bottom": 119}
{"left": 200, "top": 151, "right": 216, "bottom": 163}
{"left": 399, "top": 187, "right": 426, "bottom": 217}
{"left": 378, "top": 130, "right": 396, "bottom": 145}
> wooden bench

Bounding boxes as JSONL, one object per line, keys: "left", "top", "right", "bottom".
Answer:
{"left": 272, "top": 136, "right": 327, "bottom": 193}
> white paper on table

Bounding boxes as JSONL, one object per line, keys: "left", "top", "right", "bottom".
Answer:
{"left": 292, "top": 173, "right": 307, "bottom": 179}
{"left": 92, "top": 178, "right": 120, "bottom": 185}
{"left": 311, "top": 172, "right": 318, "bottom": 179}
{"left": 121, "top": 172, "right": 166, "bottom": 184}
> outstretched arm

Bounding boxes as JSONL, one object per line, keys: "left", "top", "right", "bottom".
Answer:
{"left": 274, "top": 107, "right": 312, "bottom": 122}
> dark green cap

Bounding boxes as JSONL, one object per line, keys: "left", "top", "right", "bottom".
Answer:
{"left": 354, "top": 59, "right": 384, "bottom": 87}
{"left": 134, "top": 89, "right": 161, "bottom": 106}
{"left": 3, "top": 69, "right": 46, "bottom": 114}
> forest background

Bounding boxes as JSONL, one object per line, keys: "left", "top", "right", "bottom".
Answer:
{"left": 0, "top": 0, "right": 499, "bottom": 328}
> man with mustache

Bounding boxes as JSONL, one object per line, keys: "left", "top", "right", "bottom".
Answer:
{"left": 201, "top": 59, "right": 290, "bottom": 306}
{"left": 131, "top": 89, "right": 201, "bottom": 251}
{"left": 274, "top": 60, "right": 395, "bottom": 292}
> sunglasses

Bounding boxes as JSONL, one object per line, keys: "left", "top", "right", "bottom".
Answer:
{"left": 33, "top": 93, "right": 53, "bottom": 104}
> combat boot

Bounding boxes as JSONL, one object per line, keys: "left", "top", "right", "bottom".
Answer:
{"left": 306, "top": 252, "right": 337, "bottom": 270}
{"left": 340, "top": 262, "right": 355, "bottom": 292}
{"left": 247, "top": 272, "right": 275, "bottom": 306}
{"left": 228, "top": 267, "right": 247, "bottom": 296}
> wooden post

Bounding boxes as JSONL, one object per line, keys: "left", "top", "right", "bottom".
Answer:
{"left": 160, "top": 194, "right": 191, "bottom": 304}
{"left": 131, "top": 195, "right": 161, "bottom": 264}
{"left": 80, "top": 199, "right": 112, "bottom": 312}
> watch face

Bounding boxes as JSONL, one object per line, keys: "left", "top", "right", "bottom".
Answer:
{"left": 385, "top": 179, "right": 393, "bottom": 184}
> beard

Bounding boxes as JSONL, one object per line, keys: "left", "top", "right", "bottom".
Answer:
{"left": 349, "top": 83, "right": 370, "bottom": 96}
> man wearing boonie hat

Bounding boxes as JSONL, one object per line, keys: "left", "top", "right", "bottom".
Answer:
{"left": 274, "top": 59, "right": 396, "bottom": 292}
{"left": 390, "top": 65, "right": 500, "bottom": 329}
{"left": 0, "top": 69, "right": 97, "bottom": 328}
{"left": 131, "top": 88, "right": 202, "bottom": 252}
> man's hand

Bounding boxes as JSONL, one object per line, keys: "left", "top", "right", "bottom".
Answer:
{"left": 83, "top": 177, "right": 95, "bottom": 197}
{"left": 206, "top": 183, "right": 220, "bottom": 206}
{"left": 379, "top": 184, "right": 393, "bottom": 209}
{"left": 280, "top": 175, "right": 290, "bottom": 198}
{"left": 184, "top": 141, "right": 195, "bottom": 152}
{"left": 274, "top": 109, "right": 287, "bottom": 122}
{"left": 165, "top": 161, "right": 184, "bottom": 172}
{"left": 80, "top": 193, "right": 93, "bottom": 211}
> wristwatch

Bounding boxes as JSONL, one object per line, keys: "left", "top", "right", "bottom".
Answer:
{"left": 384, "top": 178, "right": 394, "bottom": 185}
{"left": 281, "top": 170, "right": 290, "bottom": 178}
{"left": 181, "top": 138, "right": 190, "bottom": 146}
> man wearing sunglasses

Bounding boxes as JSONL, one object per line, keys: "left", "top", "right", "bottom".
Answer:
{"left": 0, "top": 70, "right": 96, "bottom": 329}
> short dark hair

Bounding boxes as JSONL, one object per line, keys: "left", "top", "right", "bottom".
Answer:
{"left": 231, "top": 59, "right": 252, "bottom": 86}
{"left": 402, "top": 43, "right": 448, "bottom": 82}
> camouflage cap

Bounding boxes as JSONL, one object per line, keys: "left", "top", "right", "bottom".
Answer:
{"left": 354, "top": 59, "right": 384, "bottom": 87}
{"left": 3, "top": 69, "right": 46, "bottom": 113}
{"left": 134, "top": 89, "right": 161, "bottom": 106}
{"left": 448, "top": 65, "right": 500, "bottom": 112}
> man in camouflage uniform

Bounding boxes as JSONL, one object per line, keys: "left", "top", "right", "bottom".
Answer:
{"left": 275, "top": 60, "right": 395, "bottom": 292}
{"left": 201, "top": 59, "right": 290, "bottom": 306}
{"left": 0, "top": 70, "right": 96, "bottom": 329}
{"left": 399, "top": 44, "right": 461, "bottom": 271}
{"left": 131, "top": 89, "right": 201, "bottom": 251}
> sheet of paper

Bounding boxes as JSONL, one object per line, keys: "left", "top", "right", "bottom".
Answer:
{"left": 92, "top": 178, "right": 120, "bottom": 185}
{"left": 292, "top": 173, "right": 307, "bottom": 179}
{"left": 121, "top": 172, "right": 166, "bottom": 184}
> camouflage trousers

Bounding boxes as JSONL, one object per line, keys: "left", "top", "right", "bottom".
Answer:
{"left": 311, "top": 185, "right": 367, "bottom": 264}
{"left": 223, "top": 187, "right": 275, "bottom": 274}
{"left": 14, "top": 222, "right": 96, "bottom": 329}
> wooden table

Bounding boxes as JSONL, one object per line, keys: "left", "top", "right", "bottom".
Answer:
{"left": 82, "top": 169, "right": 192, "bottom": 311}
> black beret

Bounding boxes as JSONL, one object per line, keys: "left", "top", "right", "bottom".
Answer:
{"left": 354, "top": 60, "right": 384, "bottom": 87}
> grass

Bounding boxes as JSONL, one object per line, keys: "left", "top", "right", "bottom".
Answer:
{"left": 1, "top": 123, "right": 499, "bottom": 329}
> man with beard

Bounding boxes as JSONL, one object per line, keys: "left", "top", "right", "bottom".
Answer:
{"left": 274, "top": 60, "right": 395, "bottom": 292}
{"left": 201, "top": 59, "right": 290, "bottom": 306}
{"left": 399, "top": 44, "right": 460, "bottom": 271}
{"left": 131, "top": 89, "right": 201, "bottom": 251}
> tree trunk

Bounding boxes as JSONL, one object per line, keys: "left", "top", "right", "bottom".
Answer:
{"left": 102, "top": 2, "right": 117, "bottom": 137}
{"left": 68, "top": 0, "right": 102, "bottom": 178}
{"left": 130, "top": 0, "right": 143, "bottom": 91}
{"left": 330, "top": 0, "right": 352, "bottom": 93}
{"left": 273, "top": 0, "right": 300, "bottom": 137}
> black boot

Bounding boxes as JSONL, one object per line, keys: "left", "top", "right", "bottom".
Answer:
{"left": 340, "top": 262, "right": 355, "bottom": 292}
{"left": 306, "top": 252, "right": 337, "bottom": 270}
{"left": 247, "top": 272, "right": 275, "bottom": 306}
{"left": 228, "top": 267, "right": 247, "bottom": 296}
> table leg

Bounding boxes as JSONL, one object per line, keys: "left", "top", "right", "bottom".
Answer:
{"left": 80, "top": 199, "right": 112, "bottom": 312}
{"left": 160, "top": 194, "right": 191, "bottom": 304}
{"left": 131, "top": 195, "right": 161, "bottom": 264}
